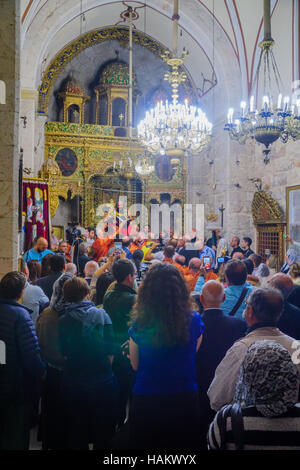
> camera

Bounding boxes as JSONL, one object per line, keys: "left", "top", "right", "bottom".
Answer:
{"left": 66, "top": 223, "right": 81, "bottom": 244}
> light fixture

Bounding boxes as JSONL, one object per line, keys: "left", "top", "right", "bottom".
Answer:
{"left": 224, "top": 0, "right": 298, "bottom": 164}
{"left": 137, "top": 0, "right": 212, "bottom": 162}
{"left": 135, "top": 152, "right": 155, "bottom": 176}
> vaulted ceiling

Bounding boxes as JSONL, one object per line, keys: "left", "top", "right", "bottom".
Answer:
{"left": 20, "top": 0, "right": 297, "bottom": 119}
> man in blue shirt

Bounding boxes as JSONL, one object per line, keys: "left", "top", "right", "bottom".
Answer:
{"left": 198, "top": 238, "right": 215, "bottom": 266}
{"left": 221, "top": 259, "right": 256, "bottom": 319}
{"left": 23, "top": 236, "right": 53, "bottom": 263}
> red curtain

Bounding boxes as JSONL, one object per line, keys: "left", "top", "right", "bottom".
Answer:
{"left": 22, "top": 181, "right": 50, "bottom": 252}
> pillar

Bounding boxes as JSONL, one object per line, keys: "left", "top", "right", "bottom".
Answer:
{"left": 0, "top": 0, "right": 20, "bottom": 277}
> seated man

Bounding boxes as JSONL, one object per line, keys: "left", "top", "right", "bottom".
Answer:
{"left": 207, "top": 287, "right": 300, "bottom": 411}
{"left": 184, "top": 258, "right": 202, "bottom": 292}
{"left": 129, "top": 232, "right": 148, "bottom": 254}
{"left": 162, "top": 245, "right": 185, "bottom": 273}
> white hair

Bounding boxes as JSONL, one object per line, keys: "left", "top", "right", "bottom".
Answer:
{"left": 84, "top": 261, "right": 99, "bottom": 277}
{"left": 65, "top": 263, "right": 77, "bottom": 275}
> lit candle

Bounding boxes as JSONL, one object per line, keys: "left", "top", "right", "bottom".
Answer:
{"left": 228, "top": 108, "right": 234, "bottom": 124}
{"left": 250, "top": 96, "right": 254, "bottom": 112}
{"left": 263, "top": 96, "right": 269, "bottom": 112}
{"left": 277, "top": 93, "right": 282, "bottom": 109}
{"left": 284, "top": 96, "right": 289, "bottom": 112}
{"left": 240, "top": 101, "right": 246, "bottom": 117}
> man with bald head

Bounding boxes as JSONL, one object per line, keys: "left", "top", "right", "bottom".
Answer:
{"left": 84, "top": 260, "right": 99, "bottom": 286}
{"left": 65, "top": 263, "right": 77, "bottom": 276}
{"left": 184, "top": 257, "right": 202, "bottom": 291}
{"left": 196, "top": 280, "right": 247, "bottom": 448}
{"left": 24, "top": 236, "right": 54, "bottom": 263}
{"left": 268, "top": 273, "right": 300, "bottom": 339}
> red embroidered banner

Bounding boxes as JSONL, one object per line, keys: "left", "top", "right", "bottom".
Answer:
{"left": 22, "top": 181, "right": 50, "bottom": 251}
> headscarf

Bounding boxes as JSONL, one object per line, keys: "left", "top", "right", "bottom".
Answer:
{"left": 234, "top": 340, "right": 299, "bottom": 417}
{"left": 287, "top": 249, "right": 300, "bottom": 266}
{"left": 50, "top": 272, "right": 74, "bottom": 314}
{"left": 281, "top": 249, "right": 300, "bottom": 274}
{"left": 257, "top": 263, "right": 270, "bottom": 278}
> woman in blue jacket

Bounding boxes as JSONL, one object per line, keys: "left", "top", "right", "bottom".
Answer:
{"left": 128, "top": 263, "right": 204, "bottom": 449}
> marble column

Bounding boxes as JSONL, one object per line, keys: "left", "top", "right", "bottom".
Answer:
{"left": 0, "top": 0, "right": 20, "bottom": 278}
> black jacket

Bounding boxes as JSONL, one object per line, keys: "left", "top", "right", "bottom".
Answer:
{"left": 36, "top": 271, "right": 63, "bottom": 299}
{"left": 0, "top": 298, "right": 45, "bottom": 404}
{"left": 103, "top": 283, "right": 136, "bottom": 347}
{"left": 287, "top": 286, "right": 300, "bottom": 310}
{"left": 277, "top": 301, "right": 300, "bottom": 340}
{"left": 196, "top": 309, "right": 247, "bottom": 402}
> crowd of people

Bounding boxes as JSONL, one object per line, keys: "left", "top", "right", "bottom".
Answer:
{"left": 1, "top": 224, "right": 300, "bottom": 451}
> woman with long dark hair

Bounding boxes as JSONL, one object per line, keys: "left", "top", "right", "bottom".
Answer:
{"left": 95, "top": 272, "right": 114, "bottom": 307}
{"left": 128, "top": 263, "right": 204, "bottom": 449}
{"left": 27, "top": 259, "right": 42, "bottom": 284}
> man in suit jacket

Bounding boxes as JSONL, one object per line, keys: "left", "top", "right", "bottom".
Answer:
{"left": 36, "top": 255, "right": 65, "bottom": 300}
{"left": 196, "top": 280, "right": 247, "bottom": 448}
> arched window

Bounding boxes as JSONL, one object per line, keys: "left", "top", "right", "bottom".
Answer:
{"left": 112, "top": 98, "right": 126, "bottom": 126}
{"left": 67, "top": 104, "right": 80, "bottom": 123}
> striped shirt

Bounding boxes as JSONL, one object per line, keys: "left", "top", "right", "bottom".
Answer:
{"left": 208, "top": 404, "right": 300, "bottom": 450}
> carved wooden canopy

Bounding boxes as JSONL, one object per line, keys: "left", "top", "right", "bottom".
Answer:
{"left": 252, "top": 190, "right": 284, "bottom": 224}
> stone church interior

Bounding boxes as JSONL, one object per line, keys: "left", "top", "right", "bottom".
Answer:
{"left": 1, "top": 0, "right": 300, "bottom": 453}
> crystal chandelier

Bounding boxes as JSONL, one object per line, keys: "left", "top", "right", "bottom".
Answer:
{"left": 224, "top": 0, "right": 299, "bottom": 164}
{"left": 137, "top": 0, "right": 212, "bottom": 164}
{"left": 135, "top": 154, "right": 154, "bottom": 176}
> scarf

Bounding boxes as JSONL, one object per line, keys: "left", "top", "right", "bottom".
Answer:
{"left": 50, "top": 272, "right": 74, "bottom": 314}
{"left": 234, "top": 340, "right": 299, "bottom": 417}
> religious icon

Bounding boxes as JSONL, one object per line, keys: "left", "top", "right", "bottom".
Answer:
{"left": 35, "top": 187, "right": 44, "bottom": 223}
{"left": 26, "top": 187, "right": 33, "bottom": 222}
{"left": 55, "top": 148, "right": 78, "bottom": 177}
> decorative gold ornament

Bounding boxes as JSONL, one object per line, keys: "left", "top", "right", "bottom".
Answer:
{"left": 252, "top": 190, "right": 283, "bottom": 224}
{"left": 206, "top": 211, "right": 218, "bottom": 222}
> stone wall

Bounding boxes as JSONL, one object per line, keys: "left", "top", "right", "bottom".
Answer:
{"left": 0, "top": 0, "right": 20, "bottom": 278}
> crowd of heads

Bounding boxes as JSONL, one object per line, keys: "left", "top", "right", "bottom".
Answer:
{"left": 1, "top": 224, "right": 300, "bottom": 450}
